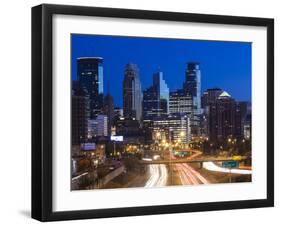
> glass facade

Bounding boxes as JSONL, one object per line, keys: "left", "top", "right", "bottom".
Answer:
{"left": 153, "top": 71, "right": 170, "bottom": 113}
{"left": 143, "top": 71, "right": 169, "bottom": 119}
{"left": 123, "top": 63, "right": 143, "bottom": 121}
{"left": 153, "top": 114, "right": 191, "bottom": 144}
{"left": 169, "top": 89, "right": 193, "bottom": 115}
{"left": 77, "top": 57, "right": 104, "bottom": 119}
{"left": 184, "top": 62, "right": 201, "bottom": 114}
{"left": 183, "top": 62, "right": 202, "bottom": 136}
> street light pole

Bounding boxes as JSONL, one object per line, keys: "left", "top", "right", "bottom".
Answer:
{"left": 229, "top": 168, "right": 232, "bottom": 183}
{"left": 114, "top": 141, "right": 116, "bottom": 156}
{"left": 169, "top": 128, "right": 173, "bottom": 185}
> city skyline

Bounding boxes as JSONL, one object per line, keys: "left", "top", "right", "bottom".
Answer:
{"left": 71, "top": 34, "right": 252, "bottom": 108}
{"left": 71, "top": 34, "right": 252, "bottom": 191}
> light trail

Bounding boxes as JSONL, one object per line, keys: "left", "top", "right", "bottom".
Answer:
{"left": 182, "top": 164, "right": 209, "bottom": 184}
{"left": 157, "top": 164, "right": 168, "bottom": 187}
{"left": 171, "top": 151, "right": 208, "bottom": 185}
{"left": 175, "top": 163, "right": 209, "bottom": 185}
{"left": 145, "top": 165, "right": 159, "bottom": 187}
{"left": 203, "top": 162, "right": 252, "bottom": 175}
{"left": 71, "top": 172, "right": 88, "bottom": 181}
{"left": 176, "top": 164, "right": 199, "bottom": 185}
{"left": 145, "top": 164, "right": 168, "bottom": 188}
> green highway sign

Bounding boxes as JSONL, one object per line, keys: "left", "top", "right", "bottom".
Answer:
{"left": 222, "top": 161, "right": 239, "bottom": 169}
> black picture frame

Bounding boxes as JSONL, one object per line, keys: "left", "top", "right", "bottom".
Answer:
{"left": 32, "top": 4, "right": 274, "bottom": 222}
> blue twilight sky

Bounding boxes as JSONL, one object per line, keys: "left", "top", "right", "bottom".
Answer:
{"left": 71, "top": 34, "right": 252, "bottom": 108}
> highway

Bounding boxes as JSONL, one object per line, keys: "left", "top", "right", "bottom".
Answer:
{"left": 175, "top": 163, "right": 209, "bottom": 185}
{"left": 203, "top": 162, "right": 252, "bottom": 174}
{"left": 171, "top": 152, "right": 209, "bottom": 185}
{"left": 145, "top": 164, "right": 168, "bottom": 187}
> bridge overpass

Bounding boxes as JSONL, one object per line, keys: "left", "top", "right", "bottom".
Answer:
{"left": 139, "top": 156, "right": 249, "bottom": 165}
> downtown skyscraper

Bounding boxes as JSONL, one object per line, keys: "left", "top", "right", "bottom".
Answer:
{"left": 201, "top": 88, "right": 223, "bottom": 109}
{"left": 183, "top": 62, "right": 202, "bottom": 114}
{"left": 103, "top": 94, "right": 114, "bottom": 135}
{"left": 183, "top": 62, "right": 202, "bottom": 136}
{"left": 71, "top": 80, "right": 90, "bottom": 145}
{"left": 143, "top": 71, "right": 169, "bottom": 119}
{"left": 169, "top": 89, "right": 193, "bottom": 115}
{"left": 207, "top": 91, "right": 245, "bottom": 142}
{"left": 123, "top": 63, "right": 142, "bottom": 121}
{"left": 77, "top": 57, "right": 104, "bottom": 119}
{"left": 153, "top": 71, "right": 170, "bottom": 114}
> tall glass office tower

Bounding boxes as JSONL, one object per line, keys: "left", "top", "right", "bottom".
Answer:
{"left": 184, "top": 62, "right": 201, "bottom": 114}
{"left": 123, "top": 63, "right": 142, "bottom": 121}
{"left": 143, "top": 71, "right": 169, "bottom": 119}
{"left": 183, "top": 62, "right": 202, "bottom": 136}
{"left": 77, "top": 57, "right": 104, "bottom": 119}
{"left": 153, "top": 71, "right": 170, "bottom": 114}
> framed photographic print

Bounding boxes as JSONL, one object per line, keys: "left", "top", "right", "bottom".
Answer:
{"left": 32, "top": 4, "right": 274, "bottom": 221}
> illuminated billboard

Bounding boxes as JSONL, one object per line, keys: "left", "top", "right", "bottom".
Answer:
{"left": 110, "top": 136, "right": 124, "bottom": 142}
{"left": 80, "top": 143, "right": 96, "bottom": 151}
